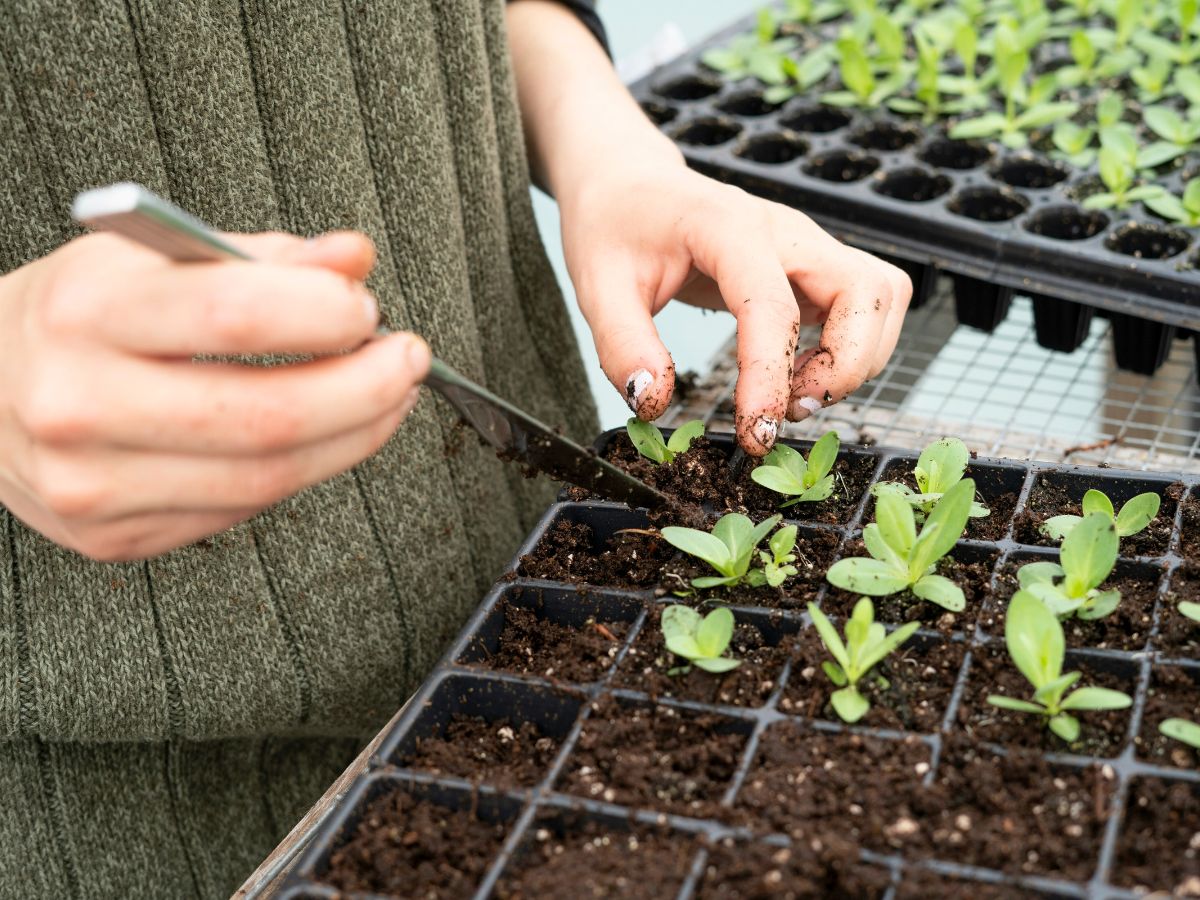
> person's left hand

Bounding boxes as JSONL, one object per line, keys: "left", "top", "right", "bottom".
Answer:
{"left": 559, "top": 160, "right": 911, "bottom": 456}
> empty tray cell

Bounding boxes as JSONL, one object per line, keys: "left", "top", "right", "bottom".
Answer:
{"left": 955, "top": 645, "right": 1136, "bottom": 757}
{"left": 1022, "top": 204, "right": 1108, "bottom": 240}
{"left": 735, "top": 722, "right": 929, "bottom": 849}
{"left": 983, "top": 550, "right": 1162, "bottom": 651}
{"left": 457, "top": 584, "right": 641, "bottom": 684}
{"left": 1105, "top": 221, "right": 1192, "bottom": 260}
{"left": 1029, "top": 293, "right": 1095, "bottom": 353}
{"left": 1135, "top": 665, "right": 1200, "bottom": 770}
{"left": 494, "top": 807, "right": 697, "bottom": 898}
{"left": 306, "top": 774, "right": 519, "bottom": 897}
{"left": 734, "top": 131, "right": 808, "bottom": 164}
{"left": 715, "top": 88, "right": 780, "bottom": 117}
{"left": 874, "top": 454, "right": 1026, "bottom": 542}
{"left": 670, "top": 116, "right": 742, "bottom": 147}
{"left": 1013, "top": 468, "right": 1181, "bottom": 557}
{"left": 804, "top": 149, "right": 880, "bottom": 182}
{"left": 989, "top": 154, "right": 1070, "bottom": 189}
{"left": 1160, "top": 564, "right": 1200, "bottom": 659}
{"left": 1109, "top": 312, "right": 1177, "bottom": 376}
{"left": 555, "top": 695, "right": 751, "bottom": 818}
{"left": 917, "top": 136, "right": 993, "bottom": 170}
{"left": 377, "top": 673, "right": 581, "bottom": 788}
{"left": 779, "top": 104, "right": 853, "bottom": 133}
{"left": 822, "top": 540, "right": 999, "bottom": 631}
{"left": 872, "top": 166, "right": 952, "bottom": 202}
{"left": 640, "top": 100, "right": 678, "bottom": 126}
{"left": 613, "top": 606, "right": 799, "bottom": 707}
{"left": 653, "top": 72, "right": 721, "bottom": 101}
{"left": 952, "top": 275, "right": 1013, "bottom": 332}
{"left": 1112, "top": 777, "right": 1200, "bottom": 895}
{"left": 516, "top": 504, "right": 672, "bottom": 590}
{"left": 946, "top": 186, "right": 1029, "bottom": 222}
{"left": 698, "top": 838, "right": 892, "bottom": 898}
{"left": 781, "top": 628, "right": 965, "bottom": 734}
{"left": 849, "top": 121, "right": 921, "bottom": 152}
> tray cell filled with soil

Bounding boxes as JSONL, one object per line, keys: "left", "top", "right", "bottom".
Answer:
{"left": 1158, "top": 563, "right": 1200, "bottom": 658}
{"left": 455, "top": 583, "right": 640, "bottom": 685}
{"left": 1134, "top": 664, "right": 1200, "bottom": 771}
{"left": 612, "top": 605, "right": 798, "bottom": 707}
{"left": 1111, "top": 777, "right": 1200, "bottom": 895}
{"left": 697, "top": 836, "right": 893, "bottom": 898}
{"left": 375, "top": 673, "right": 581, "bottom": 789}
{"left": 1012, "top": 469, "right": 1182, "bottom": 557}
{"left": 1180, "top": 489, "right": 1200, "bottom": 558}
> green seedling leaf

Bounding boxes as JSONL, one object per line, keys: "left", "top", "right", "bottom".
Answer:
{"left": 826, "top": 557, "right": 912, "bottom": 595}
{"left": 661, "top": 527, "right": 736, "bottom": 576}
{"left": 666, "top": 420, "right": 705, "bottom": 456}
{"left": 909, "top": 479, "right": 975, "bottom": 575}
{"left": 627, "top": 417, "right": 704, "bottom": 464}
{"left": 752, "top": 432, "right": 840, "bottom": 506}
{"left": 1049, "top": 713, "right": 1081, "bottom": 742}
{"left": 913, "top": 573, "right": 966, "bottom": 611}
{"left": 1039, "top": 490, "right": 1159, "bottom": 542}
{"left": 1114, "top": 492, "right": 1161, "bottom": 536}
{"left": 661, "top": 604, "right": 741, "bottom": 674}
{"left": 1082, "top": 488, "right": 1116, "bottom": 518}
{"left": 1060, "top": 511, "right": 1118, "bottom": 596}
{"left": 1179, "top": 600, "right": 1200, "bottom": 622}
{"left": 832, "top": 686, "right": 871, "bottom": 722}
{"left": 664, "top": 514, "right": 785, "bottom": 590}
{"left": 1059, "top": 686, "right": 1134, "bottom": 710}
{"left": 1160, "top": 717, "right": 1200, "bottom": 749}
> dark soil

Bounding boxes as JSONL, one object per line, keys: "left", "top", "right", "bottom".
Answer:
{"left": 401, "top": 715, "right": 562, "bottom": 789}
{"left": 955, "top": 648, "right": 1133, "bottom": 757}
{"left": 869, "top": 461, "right": 1019, "bottom": 542}
{"left": 1134, "top": 665, "right": 1200, "bottom": 770}
{"left": 894, "top": 870, "right": 1033, "bottom": 899}
{"left": 820, "top": 542, "right": 998, "bottom": 633}
{"left": 322, "top": 787, "right": 508, "bottom": 896}
{"left": 475, "top": 598, "right": 627, "bottom": 683}
{"left": 733, "top": 723, "right": 930, "bottom": 849}
{"left": 980, "top": 560, "right": 1161, "bottom": 651}
{"left": 495, "top": 816, "right": 695, "bottom": 899}
{"left": 517, "top": 519, "right": 672, "bottom": 589}
{"left": 698, "top": 838, "right": 892, "bottom": 899}
{"left": 1013, "top": 480, "right": 1182, "bottom": 557}
{"left": 557, "top": 697, "right": 747, "bottom": 819}
{"left": 1112, "top": 777, "right": 1200, "bottom": 895}
{"left": 1159, "top": 564, "right": 1200, "bottom": 658}
{"left": 613, "top": 618, "right": 793, "bottom": 707}
{"left": 1181, "top": 495, "right": 1200, "bottom": 558}
{"left": 658, "top": 527, "right": 841, "bottom": 610}
{"left": 780, "top": 630, "right": 964, "bottom": 733}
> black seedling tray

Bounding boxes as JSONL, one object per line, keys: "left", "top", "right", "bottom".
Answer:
{"left": 629, "top": 8, "right": 1200, "bottom": 378}
{"left": 283, "top": 430, "right": 1200, "bottom": 898}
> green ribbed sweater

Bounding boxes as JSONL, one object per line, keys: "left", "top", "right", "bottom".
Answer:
{"left": 0, "top": 2, "right": 596, "bottom": 896}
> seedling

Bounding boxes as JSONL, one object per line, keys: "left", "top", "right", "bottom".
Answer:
{"left": 747, "top": 525, "right": 800, "bottom": 588}
{"left": 827, "top": 479, "right": 975, "bottom": 612}
{"left": 1039, "top": 488, "right": 1161, "bottom": 542}
{"left": 701, "top": 11, "right": 797, "bottom": 84}
{"left": 1015, "top": 512, "right": 1121, "bottom": 619}
{"left": 808, "top": 598, "right": 920, "bottom": 722}
{"left": 1052, "top": 120, "right": 1097, "bottom": 167}
{"left": 1083, "top": 129, "right": 1165, "bottom": 209}
{"left": 1054, "top": 29, "right": 1138, "bottom": 88}
{"left": 1138, "top": 105, "right": 1200, "bottom": 167}
{"left": 660, "top": 605, "right": 741, "bottom": 674}
{"left": 1145, "top": 180, "right": 1200, "bottom": 225}
{"left": 626, "top": 418, "right": 703, "bottom": 465}
{"left": 871, "top": 437, "right": 990, "bottom": 521}
{"left": 762, "top": 49, "right": 836, "bottom": 105}
{"left": 822, "top": 31, "right": 907, "bottom": 107}
{"left": 1134, "top": 0, "right": 1200, "bottom": 64}
{"left": 751, "top": 431, "right": 840, "bottom": 506}
{"left": 937, "top": 20, "right": 995, "bottom": 111}
{"left": 987, "top": 591, "right": 1131, "bottom": 742}
{"left": 661, "top": 513, "right": 782, "bottom": 589}
{"left": 1130, "top": 55, "right": 1172, "bottom": 102}
{"left": 781, "top": 0, "right": 846, "bottom": 25}
{"left": 1160, "top": 718, "right": 1200, "bottom": 751}
{"left": 888, "top": 29, "right": 945, "bottom": 120}
{"left": 1180, "top": 600, "right": 1200, "bottom": 622}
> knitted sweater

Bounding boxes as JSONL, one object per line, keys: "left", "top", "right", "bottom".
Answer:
{"left": 0, "top": 2, "right": 597, "bottom": 896}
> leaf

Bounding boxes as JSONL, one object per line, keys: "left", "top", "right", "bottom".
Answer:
{"left": 1079, "top": 588, "right": 1121, "bottom": 620}
{"left": 1144, "top": 104, "right": 1186, "bottom": 142}
{"left": 626, "top": 417, "right": 667, "bottom": 464}
{"left": 863, "top": 522, "right": 908, "bottom": 572}
{"left": 889, "top": 97, "right": 926, "bottom": 114}
{"left": 806, "top": 431, "right": 840, "bottom": 484}
{"left": 875, "top": 489, "right": 917, "bottom": 557}
{"left": 1006, "top": 590, "right": 1064, "bottom": 690}
{"left": 1033, "top": 670, "right": 1081, "bottom": 707}
{"left": 1060, "top": 685, "right": 1132, "bottom": 711}
{"left": 1040, "top": 515, "right": 1081, "bottom": 541}
{"left": 1015, "top": 101, "right": 1080, "bottom": 130}
{"left": 770, "top": 525, "right": 798, "bottom": 562}
{"left": 1126, "top": 185, "right": 1167, "bottom": 202}
{"left": 913, "top": 574, "right": 966, "bottom": 611}
{"left": 988, "top": 694, "right": 1048, "bottom": 713}
{"left": 837, "top": 34, "right": 874, "bottom": 101}
{"left": 661, "top": 605, "right": 702, "bottom": 644}
{"left": 916, "top": 438, "right": 969, "bottom": 494}
{"left": 1060, "top": 511, "right": 1117, "bottom": 596}
{"left": 752, "top": 464, "right": 807, "bottom": 497}
{"left": 762, "top": 85, "right": 796, "bottom": 105}
{"left": 809, "top": 603, "right": 850, "bottom": 668}
{"left": 1053, "top": 121, "right": 1093, "bottom": 154}
{"left": 1049, "top": 712, "right": 1081, "bottom": 742}
{"left": 742, "top": 515, "right": 784, "bottom": 570}
{"left": 666, "top": 420, "right": 705, "bottom": 455}
{"left": 831, "top": 685, "right": 870, "bottom": 723}
{"left": 694, "top": 656, "right": 742, "bottom": 673}
{"left": 1138, "top": 141, "right": 1187, "bottom": 169}
{"left": 950, "top": 113, "right": 1009, "bottom": 138}
{"left": 1081, "top": 489, "right": 1115, "bottom": 518}
{"left": 860, "top": 619, "right": 920, "bottom": 673}
{"left": 821, "top": 90, "right": 862, "bottom": 107}
{"left": 822, "top": 660, "right": 849, "bottom": 686}
{"left": 665, "top": 633, "right": 704, "bottom": 659}
{"left": 1179, "top": 600, "right": 1200, "bottom": 622}
{"left": 1025, "top": 581, "right": 1084, "bottom": 617}
{"left": 796, "top": 475, "right": 836, "bottom": 503}
{"left": 1184, "top": 178, "right": 1200, "bottom": 213}
{"left": 1018, "top": 561, "right": 1066, "bottom": 585}
{"left": 701, "top": 48, "right": 747, "bottom": 74}
{"left": 692, "top": 575, "right": 741, "bottom": 589}
{"left": 827, "top": 557, "right": 911, "bottom": 595}
{"left": 1160, "top": 717, "right": 1200, "bottom": 749}
{"left": 661, "top": 527, "right": 735, "bottom": 576}
{"left": 712, "top": 513, "right": 762, "bottom": 575}
{"left": 1083, "top": 193, "right": 1119, "bottom": 210}
{"left": 1114, "top": 492, "right": 1160, "bottom": 537}
{"left": 1098, "top": 145, "right": 1132, "bottom": 193}
{"left": 696, "top": 606, "right": 735, "bottom": 658}
{"left": 909, "top": 479, "right": 975, "bottom": 574}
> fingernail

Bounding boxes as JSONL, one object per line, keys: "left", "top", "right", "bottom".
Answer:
{"left": 407, "top": 336, "right": 431, "bottom": 373}
{"left": 752, "top": 417, "right": 779, "bottom": 451}
{"left": 790, "top": 395, "right": 823, "bottom": 420}
{"left": 361, "top": 289, "right": 379, "bottom": 327}
{"left": 398, "top": 386, "right": 421, "bottom": 418}
{"left": 624, "top": 369, "right": 654, "bottom": 414}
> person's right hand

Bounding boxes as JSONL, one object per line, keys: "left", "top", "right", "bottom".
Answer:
{"left": 0, "top": 230, "right": 430, "bottom": 562}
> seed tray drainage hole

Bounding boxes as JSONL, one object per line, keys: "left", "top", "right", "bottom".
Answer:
{"left": 653, "top": 73, "right": 720, "bottom": 101}
{"left": 849, "top": 121, "right": 920, "bottom": 151}
{"left": 947, "top": 186, "right": 1030, "bottom": 221}
{"left": 640, "top": 101, "right": 677, "bottom": 126}
{"left": 1105, "top": 222, "right": 1192, "bottom": 260}
{"left": 803, "top": 149, "right": 880, "bottom": 182}
{"left": 671, "top": 117, "right": 742, "bottom": 147}
{"left": 1023, "top": 205, "right": 1109, "bottom": 240}
{"left": 991, "top": 155, "right": 1070, "bottom": 189}
{"left": 734, "top": 132, "right": 808, "bottom": 164}
{"left": 917, "top": 137, "right": 992, "bottom": 170}
{"left": 715, "top": 90, "right": 780, "bottom": 117}
{"left": 872, "top": 166, "right": 952, "bottom": 202}
{"left": 779, "top": 105, "right": 853, "bottom": 133}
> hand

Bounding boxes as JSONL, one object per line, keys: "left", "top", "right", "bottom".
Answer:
{"left": 0, "top": 231, "right": 429, "bottom": 561}
{"left": 560, "top": 162, "right": 911, "bottom": 456}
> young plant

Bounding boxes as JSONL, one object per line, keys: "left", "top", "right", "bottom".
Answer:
{"left": 747, "top": 525, "right": 800, "bottom": 588}
{"left": 1130, "top": 55, "right": 1172, "bottom": 102}
{"left": 662, "top": 513, "right": 782, "bottom": 589}
{"left": 1015, "top": 511, "right": 1121, "bottom": 619}
{"left": 937, "top": 19, "right": 995, "bottom": 112}
{"left": 1051, "top": 120, "right": 1097, "bottom": 167}
{"left": 1054, "top": 29, "right": 1138, "bottom": 88}
{"left": 807, "top": 598, "right": 920, "bottom": 722}
{"left": 1144, "top": 179, "right": 1200, "bottom": 225}
{"left": 1138, "top": 105, "right": 1200, "bottom": 168}
{"left": 660, "top": 605, "right": 741, "bottom": 674}
{"left": 762, "top": 49, "right": 837, "bottom": 105}
{"left": 1083, "top": 129, "right": 1165, "bottom": 209}
{"left": 871, "top": 437, "right": 990, "bottom": 521}
{"left": 751, "top": 431, "right": 840, "bottom": 506}
{"left": 781, "top": 0, "right": 846, "bottom": 25}
{"left": 1134, "top": 0, "right": 1200, "bottom": 64}
{"left": 827, "top": 478, "right": 976, "bottom": 612}
{"left": 888, "top": 29, "right": 945, "bottom": 120}
{"left": 701, "top": 11, "right": 798, "bottom": 84}
{"left": 987, "top": 591, "right": 1132, "bottom": 742}
{"left": 1161, "top": 717, "right": 1200, "bottom": 751}
{"left": 626, "top": 418, "right": 703, "bottom": 465}
{"left": 822, "top": 31, "right": 907, "bottom": 108}
{"left": 1039, "top": 488, "right": 1161, "bottom": 542}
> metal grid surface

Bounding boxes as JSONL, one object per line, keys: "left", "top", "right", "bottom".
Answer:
{"left": 666, "top": 284, "right": 1200, "bottom": 473}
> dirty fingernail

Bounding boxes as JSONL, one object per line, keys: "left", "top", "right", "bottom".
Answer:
{"left": 790, "top": 395, "right": 824, "bottom": 420}
{"left": 752, "top": 417, "right": 779, "bottom": 451}
{"left": 398, "top": 386, "right": 422, "bottom": 418}
{"left": 625, "top": 369, "right": 654, "bottom": 414}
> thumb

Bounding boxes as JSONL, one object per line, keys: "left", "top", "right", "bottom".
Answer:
{"left": 576, "top": 265, "right": 676, "bottom": 420}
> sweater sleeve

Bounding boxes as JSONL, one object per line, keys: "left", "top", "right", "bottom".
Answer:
{"left": 507, "top": 0, "right": 611, "bottom": 58}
